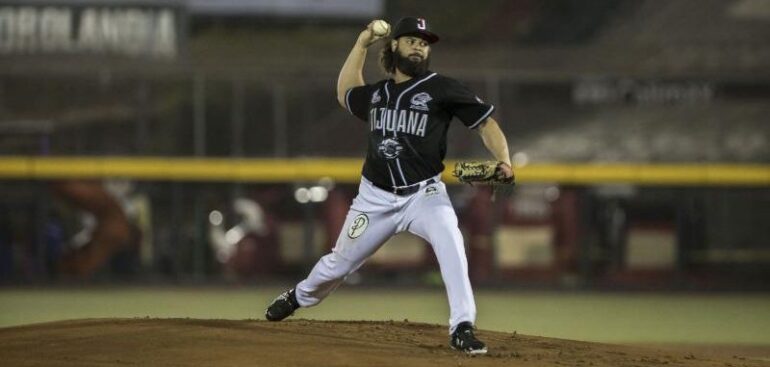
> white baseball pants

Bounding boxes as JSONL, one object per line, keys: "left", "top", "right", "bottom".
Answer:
{"left": 294, "top": 176, "right": 477, "bottom": 333}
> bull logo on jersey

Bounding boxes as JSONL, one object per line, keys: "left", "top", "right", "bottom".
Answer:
{"left": 410, "top": 92, "right": 432, "bottom": 111}
{"left": 347, "top": 213, "right": 369, "bottom": 239}
{"left": 371, "top": 90, "right": 381, "bottom": 104}
{"left": 377, "top": 138, "right": 404, "bottom": 160}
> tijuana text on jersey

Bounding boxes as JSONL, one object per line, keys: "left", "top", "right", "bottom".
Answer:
{"left": 344, "top": 72, "right": 495, "bottom": 189}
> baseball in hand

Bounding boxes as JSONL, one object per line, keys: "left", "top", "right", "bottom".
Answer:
{"left": 371, "top": 20, "right": 390, "bottom": 37}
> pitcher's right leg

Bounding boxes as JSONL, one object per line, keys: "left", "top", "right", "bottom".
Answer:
{"left": 294, "top": 205, "right": 395, "bottom": 307}
{"left": 294, "top": 249, "right": 362, "bottom": 307}
{"left": 289, "top": 179, "right": 397, "bottom": 311}
{"left": 266, "top": 249, "right": 362, "bottom": 321}
{"left": 267, "top": 200, "right": 394, "bottom": 321}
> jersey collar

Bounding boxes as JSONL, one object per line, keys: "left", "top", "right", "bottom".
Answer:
{"left": 390, "top": 70, "right": 435, "bottom": 86}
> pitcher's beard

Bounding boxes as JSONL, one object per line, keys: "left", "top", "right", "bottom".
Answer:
{"left": 395, "top": 53, "right": 430, "bottom": 77}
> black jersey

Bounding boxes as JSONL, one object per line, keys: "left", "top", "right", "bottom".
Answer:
{"left": 344, "top": 71, "right": 495, "bottom": 188}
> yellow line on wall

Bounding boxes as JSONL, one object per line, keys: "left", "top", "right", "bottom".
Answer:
{"left": 0, "top": 157, "right": 768, "bottom": 186}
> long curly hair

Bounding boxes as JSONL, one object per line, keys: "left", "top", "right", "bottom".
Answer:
{"left": 379, "top": 40, "right": 396, "bottom": 75}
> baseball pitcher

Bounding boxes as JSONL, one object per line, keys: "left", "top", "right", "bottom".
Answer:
{"left": 266, "top": 17, "right": 514, "bottom": 355}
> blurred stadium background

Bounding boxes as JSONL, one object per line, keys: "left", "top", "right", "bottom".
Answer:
{"left": 0, "top": 0, "right": 769, "bottom": 345}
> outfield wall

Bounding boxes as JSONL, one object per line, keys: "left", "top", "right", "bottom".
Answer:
{"left": 1, "top": 157, "right": 767, "bottom": 186}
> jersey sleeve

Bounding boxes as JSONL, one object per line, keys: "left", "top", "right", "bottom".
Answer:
{"left": 442, "top": 77, "right": 495, "bottom": 129}
{"left": 344, "top": 84, "right": 375, "bottom": 122}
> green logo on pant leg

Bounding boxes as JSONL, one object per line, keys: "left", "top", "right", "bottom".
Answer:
{"left": 347, "top": 213, "right": 369, "bottom": 238}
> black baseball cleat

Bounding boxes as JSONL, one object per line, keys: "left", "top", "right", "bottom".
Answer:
{"left": 450, "top": 322, "right": 488, "bottom": 355}
{"left": 265, "top": 288, "right": 300, "bottom": 321}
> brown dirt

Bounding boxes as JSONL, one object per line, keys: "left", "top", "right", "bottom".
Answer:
{"left": 0, "top": 318, "right": 768, "bottom": 367}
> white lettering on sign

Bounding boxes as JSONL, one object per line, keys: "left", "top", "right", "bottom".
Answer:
{"left": 40, "top": 7, "right": 72, "bottom": 52}
{"left": 0, "top": 6, "right": 177, "bottom": 58}
{"left": 573, "top": 79, "right": 714, "bottom": 105}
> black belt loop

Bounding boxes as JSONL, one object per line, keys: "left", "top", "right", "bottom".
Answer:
{"left": 372, "top": 178, "right": 436, "bottom": 196}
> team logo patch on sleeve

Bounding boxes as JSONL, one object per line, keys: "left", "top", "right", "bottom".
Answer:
{"left": 371, "top": 90, "right": 382, "bottom": 104}
{"left": 410, "top": 92, "right": 432, "bottom": 111}
{"left": 347, "top": 213, "right": 369, "bottom": 238}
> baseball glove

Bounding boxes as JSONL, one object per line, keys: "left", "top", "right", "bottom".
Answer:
{"left": 452, "top": 161, "right": 515, "bottom": 186}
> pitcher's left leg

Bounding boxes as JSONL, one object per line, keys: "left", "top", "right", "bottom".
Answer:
{"left": 408, "top": 183, "right": 477, "bottom": 333}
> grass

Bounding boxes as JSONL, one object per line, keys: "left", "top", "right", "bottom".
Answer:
{"left": 0, "top": 287, "right": 768, "bottom": 345}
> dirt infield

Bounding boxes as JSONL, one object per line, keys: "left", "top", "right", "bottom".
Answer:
{"left": 0, "top": 319, "right": 767, "bottom": 367}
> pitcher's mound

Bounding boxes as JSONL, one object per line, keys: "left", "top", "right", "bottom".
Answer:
{"left": 0, "top": 318, "right": 766, "bottom": 366}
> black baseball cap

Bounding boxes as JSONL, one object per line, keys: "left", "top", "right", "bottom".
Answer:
{"left": 391, "top": 17, "right": 439, "bottom": 44}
